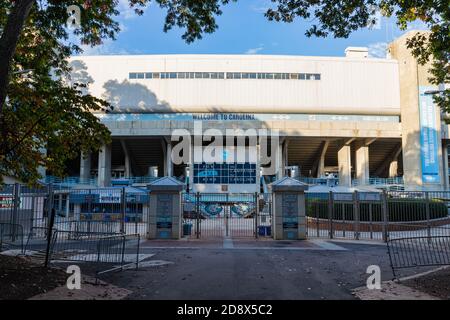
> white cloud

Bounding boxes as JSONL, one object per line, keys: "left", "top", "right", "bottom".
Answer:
{"left": 245, "top": 46, "right": 264, "bottom": 55}
{"left": 368, "top": 42, "right": 388, "bottom": 58}
{"left": 250, "top": 0, "right": 272, "bottom": 13}
{"left": 118, "top": 0, "right": 139, "bottom": 20}
{"left": 78, "top": 38, "right": 131, "bottom": 56}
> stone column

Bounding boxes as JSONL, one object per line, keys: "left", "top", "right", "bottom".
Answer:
{"left": 338, "top": 145, "right": 352, "bottom": 187}
{"left": 317, "top": 140, "right": 329, "bottom": 178}
{"left": 98, "top": 144, "right": 112, "bottom": 187}
{"left": 79, "top": 151, "right": 91, "bottom": 183}
{"left": 389, "top": 31, "right": 445, "bottom": 190}
{"left": 276, "top": 140, "right": 286, "bottom": 180}
{"left": 120, "top": 139, "right": 131, "bottom": 178}
{"left": 389, "top": 160, "right": 398, "bottom": 178}
{"left": 355, "top": 144, "right": 370, "bottom": 185}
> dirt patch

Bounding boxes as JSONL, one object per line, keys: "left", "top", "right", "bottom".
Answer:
{"left": 402, "top": 267, "right": 450, "bottom": 300}
{"left": 0, "top": 255, "right": 66, "bottom": 300}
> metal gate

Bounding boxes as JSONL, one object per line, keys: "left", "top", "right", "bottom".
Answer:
{"left": 183, "top": 193, "right": 269, "bottom": 239}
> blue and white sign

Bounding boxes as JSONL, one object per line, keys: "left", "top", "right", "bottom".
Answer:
{"left": 419, "top": 86, "right": 441, "bottom": 184}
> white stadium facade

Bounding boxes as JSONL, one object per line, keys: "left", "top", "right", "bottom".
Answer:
{"left": 52, "top": 31, "right": 450, "bottom": 192}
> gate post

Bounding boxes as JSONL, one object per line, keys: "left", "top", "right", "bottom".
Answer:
{"left": 353, "top": 191, "right": 360, "bottom": 240}
{"left": 328, "top": 191, "right": 334, "bottom": 239}
{"left": 382, "top": 190, "right": 389, "bottom": 242}
{"left": 196, "top": 192, "right": 200, "bottom": 239}
{"left": 147, "top": 177, "right": 184, "bottom": 240}
{"left": 425, "top": 192, "right": 431, "bottom": 238}
{"left": 271, "top": 177, "right": 309, "bottom": 240}
{"left": 11, "top": 183, "right": 20, "bottom": 241}
{"left": 120, "top": 187, "right": 126, "bottom": 234}
{"left": 254, "top": 192, "right": 259, "bottom": 239}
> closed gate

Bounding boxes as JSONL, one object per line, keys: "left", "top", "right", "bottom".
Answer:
{"left": 183, "top": 193, "right": 267, "bottom": 239}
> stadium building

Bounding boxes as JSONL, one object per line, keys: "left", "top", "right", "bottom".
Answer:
{"left": 51, "top": 31, "right": 449, "bottom": 192}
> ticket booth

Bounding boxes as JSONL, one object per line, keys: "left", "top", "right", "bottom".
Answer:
{"left": 271, "top": 177, "right": 308, "bottom": 240}
{"left": 147, "top": 177, "right": 184, "bottom": 239}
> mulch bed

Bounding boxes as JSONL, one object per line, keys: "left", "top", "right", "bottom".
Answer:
{"left": 0, "top": 255, "right": 67, "bottom": 300}
{"left": 402, "top": 267, "right": 450, "bottom": 300}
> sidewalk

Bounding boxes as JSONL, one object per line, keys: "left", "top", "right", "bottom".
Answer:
{"left": 353, "top": 266, "right": 450, "bottom": 300}
{"left": 29, "top": 275, "right": 132, "bottom": 300}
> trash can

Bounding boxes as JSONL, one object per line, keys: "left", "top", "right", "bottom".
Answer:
{"left": 258, "top": 225, "right": 271, "bottom": 236}
{"left": 183, "top": 223, "right": 193, "bottom": 236}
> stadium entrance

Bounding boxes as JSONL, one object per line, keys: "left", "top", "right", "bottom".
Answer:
{"left": 182, "top": 193, "right": 272, "bottom": 239}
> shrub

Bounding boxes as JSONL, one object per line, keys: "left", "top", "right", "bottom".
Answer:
{"left": 306, "top": 199, "right": 448, "bottom": 222}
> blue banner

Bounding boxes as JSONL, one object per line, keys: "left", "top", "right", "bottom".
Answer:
{"left": 419, "top": 86, "right": 441, "bottom": 184}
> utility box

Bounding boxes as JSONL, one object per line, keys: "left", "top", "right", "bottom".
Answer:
{"left": 271, "top": 177, "right": 308, "bottom": 240}
{"left": 147, "top": 177, "right": 184, "bottom": 239}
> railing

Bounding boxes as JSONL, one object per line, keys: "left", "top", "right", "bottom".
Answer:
{"left": 387, "top": 234, "right": 450, "bottom": 279}
{"left": 296, "top": 177, "right": 339, "bottom": 186}
{"left": 305, "top": 190, "right": 450, "bottom": 242}
{"left": 0, "top": 223, "right": 24, "bottom": 252}
{"left": 351, "top": 177, "right": 404, "bottom": 187}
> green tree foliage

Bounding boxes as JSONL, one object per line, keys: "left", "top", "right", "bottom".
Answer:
{"left": 0, "top": 0, "right": 235, "bottom": 184}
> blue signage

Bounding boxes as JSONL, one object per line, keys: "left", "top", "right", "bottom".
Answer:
{"left": 419, "top": 86, "right": 440, "bottom": 184}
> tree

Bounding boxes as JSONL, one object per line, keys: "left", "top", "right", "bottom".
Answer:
{"left": 0, "top": 0, "right": 234, "bottom": 183}
{"left": 264, "top": 0, "right": 449, "bottom": 110}
{"left": 0, "top": 0, "right": 448, "bottom": 183}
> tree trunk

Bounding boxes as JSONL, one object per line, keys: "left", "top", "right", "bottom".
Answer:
{"left": 0, "top": 0, "right": 34, "bottom": 154}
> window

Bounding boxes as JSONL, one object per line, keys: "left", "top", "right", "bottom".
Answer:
{"left": 129, "top": 71, "right": 321, "bottom": 81}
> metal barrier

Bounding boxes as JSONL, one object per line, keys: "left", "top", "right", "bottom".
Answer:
{"left": 46, "top": 230, "right": 140, "bottom": 276}
{"left": 387, "top": 235, "right": 450, "bottom": 279}
{"left": 306, "top": 190, "right": 450, "bottom": 241}
{"left": 0, "top": 222, "right": 24, "bottom": 252}
{"left": 182, "top": 193, "right": 262, "bottom": 239}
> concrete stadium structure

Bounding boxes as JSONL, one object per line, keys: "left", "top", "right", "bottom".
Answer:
{"left": 55, "top": 31, "right": 449, "bottom": 192}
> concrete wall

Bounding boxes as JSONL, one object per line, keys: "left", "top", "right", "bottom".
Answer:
{"left": 389, "top": 31, "right": 445, "bottom": 190}
{"left": 70, "top": 54, "right": 400, "bottom": 115}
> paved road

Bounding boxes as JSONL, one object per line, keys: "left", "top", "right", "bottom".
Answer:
{"left": 97, "top": 239, "right": 415, "bottom": 300}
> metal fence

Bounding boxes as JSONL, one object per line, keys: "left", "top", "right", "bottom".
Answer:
{"left": 182, "top": 192, "right": 271, "bottom": 239}
{"left": 49, "top": 230, "right": 141, "bottom": 276}
{"left": 387, "top": 235, "right": 450, "bottom": 279}
{"left": 305, "top": 190, "right": 450, "bottom": 241}
{"left": 3, "top": 183, "right": 450, "bottom": 245}
{"left": 0, "top": 222, "right": 24, "bottom": 252}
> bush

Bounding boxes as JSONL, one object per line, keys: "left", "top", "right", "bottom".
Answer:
{"left": 306, "top": 199, "right": 448, "bottom": 222}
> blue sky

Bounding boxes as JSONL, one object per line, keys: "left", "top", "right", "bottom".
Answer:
{"left": 79, "top": 0, "right": 428, "bottom": 58}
